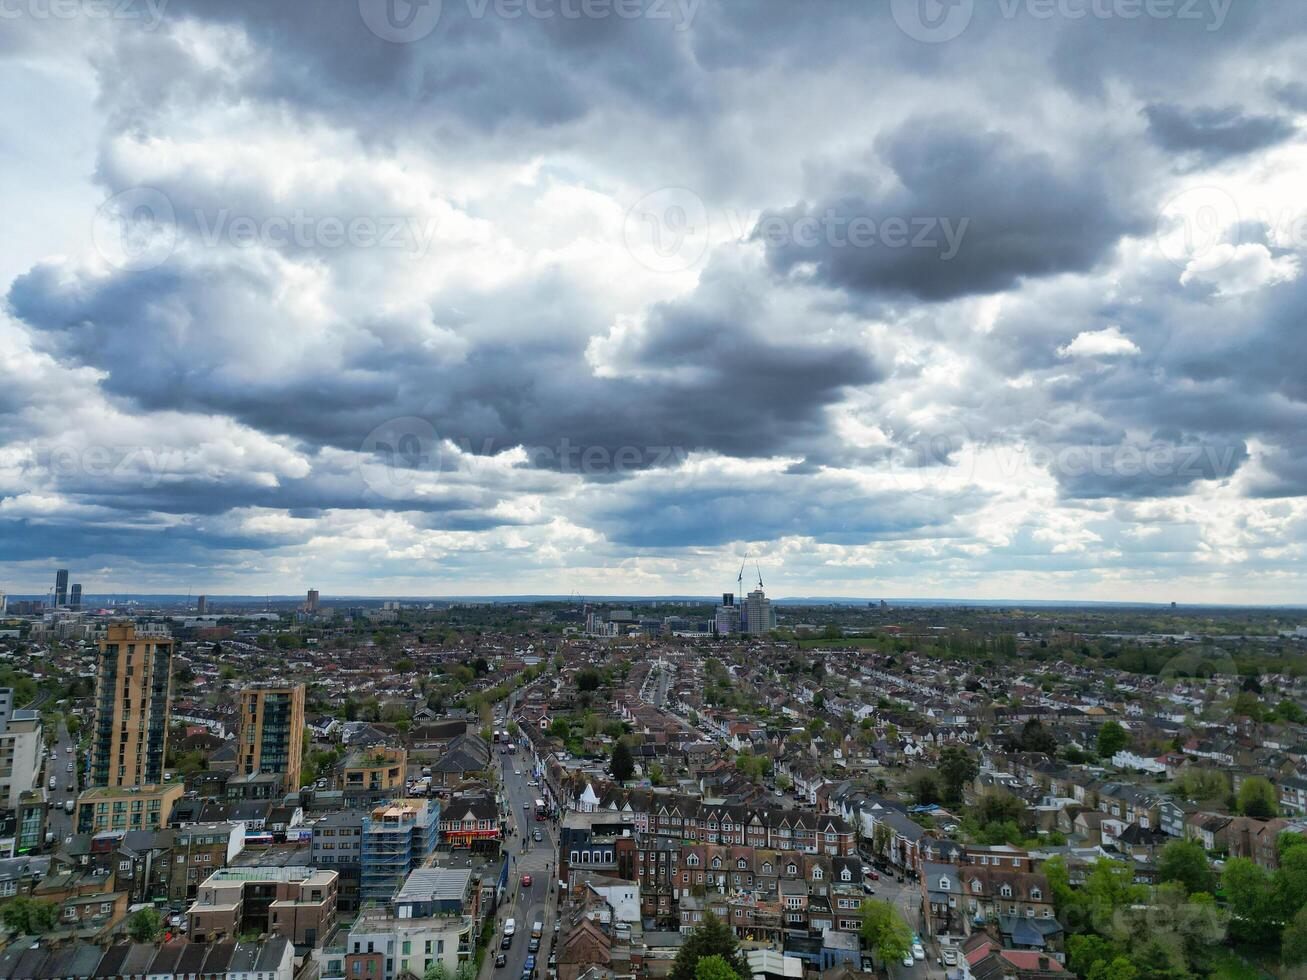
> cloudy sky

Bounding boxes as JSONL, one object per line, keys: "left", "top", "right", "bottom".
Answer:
{"left": 2, "top": 0, "right": 1306, "bottom": 602}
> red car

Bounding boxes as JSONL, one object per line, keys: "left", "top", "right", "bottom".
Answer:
{"left": 521, "top": 874, "right": 533, "bottom": 887}
{"left": 868, "top": 870, "right": 879, "bottom": 881}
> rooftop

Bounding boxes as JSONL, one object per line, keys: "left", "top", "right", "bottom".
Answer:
{"left": 395, "top": 868, "right": 473, "bottom": 904}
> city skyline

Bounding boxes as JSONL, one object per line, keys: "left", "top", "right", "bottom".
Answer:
{"left": 2, "top": 3, "right": 1306, "bottom": 602}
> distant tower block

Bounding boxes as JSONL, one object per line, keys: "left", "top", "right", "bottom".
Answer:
{"left": 306, "top": 589, "right": 320, "bottom": 613}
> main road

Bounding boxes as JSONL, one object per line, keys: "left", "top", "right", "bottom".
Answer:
{"left": 45, "top": 719, "right": 79, "bottom": 843}
{"left": 479, "top": 742, "right": 559, "bottom": 980}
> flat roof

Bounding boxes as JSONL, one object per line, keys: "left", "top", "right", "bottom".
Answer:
{"left": 395, "top": 868, "right": 473, "bottom": 903}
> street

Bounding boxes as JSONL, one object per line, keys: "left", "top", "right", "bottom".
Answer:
{"left": 45, "top": 719, "right": 78, "bottom": 843}
{"left": 865, "top": 866, "right": 947, "bottom": 980}
{"left": 479, "top": 744, "right": 559, "bottom": 980}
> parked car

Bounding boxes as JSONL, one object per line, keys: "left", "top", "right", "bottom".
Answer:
{"left": 912, "top": 942, "right": 925, "bottom": 961}
{"left": 901, "top": 955, "right": 915, "bottom": 968}
{"left": 942, "top": 949, "right": 957, "bottom": 966}
{"left": 501, "top": 935, "right": 513, "bottom": 950}
{"left": 495, "top": 954, "right": 507, "bottom": 969}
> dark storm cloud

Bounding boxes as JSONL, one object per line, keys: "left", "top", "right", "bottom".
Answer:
{"left": 149, "top": 0, "right": 707, "bottom": 135}
{"left": 588, "top": 474, "right": 984, "bottom": 549}
{"left": 1144, "top": 102, "right": 1296, "bottom": 163}
{"left": 0, "top": 516, "right": 284, "bottom": 564}
{"left": 8, "top": 254, "right": 880, "bottom": 479}
{"left": 759, "top": 119, "right": 1145, "bottom": 301}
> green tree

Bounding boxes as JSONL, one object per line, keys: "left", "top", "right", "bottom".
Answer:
{"left": 1282, "top": 905, "right": 1307, "bottom": 967}
{"left": 1086, "top": 957, "right": 1138, "bottom": 980}
{"left": 126, "top": 907, "right": 163, "bottom": 943}
{"left": 1042, "top": 855, "right": 1076, "bottom": 916}
{"left": 694, "top": 955, "right": 740, "bottom": 980}
{"left": 1237, "top": 776, "right": 1278, "bottom": 819}
{"left": 859, "top": 899, "right": 913, "bottom": 964}
{"left": 1096, "top": 721, "right": 1129, "bottom": 759}
{"left": 1, "top": 898, "right": 58, "bottom": 935}
{"left": 938, "top": 746, "right": 977, "bottom": 805}
{"left": 1067, "top": 934, "right": 1120, "bottom": 976}
{"left": 1018, "top": 718, "right": 1058, "bottom": 755}
{"left": 1126, "top": 937, "right": 1189, "bottom": 980}
{"left": 1222, "top": 858, "right": 1279, "bottom": 945}
{"left": 1273, "top": 700, "right": 1306, "bottom": 724}
{"left": 422, "top": 963, "right": 451, "bottom": 980}
{"left": 610, "top": 740, "right": 635, "bottom": 783}
{"left": 871, "top": 822, "right": 893, "bottom": 860}
{"left": 1078, "top": 859, "right": 1145, "bottom": 935}
{"left": 669, "top": 912, "right": 748, "bottom": 980}
{"left": 908, "top": 770, "right": 941, "bottom": 805}
{"left": 1157, "top": 840, "right": 1215, "bottom": 896}
{"left": 972, "top": 790, "right": 1023, "bottom": 827}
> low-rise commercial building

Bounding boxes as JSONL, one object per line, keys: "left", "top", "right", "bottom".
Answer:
{"left": 188, "top": 866, "right": 338, "bottom": 950}
{"left": 75, "top": 783, "right": 184, "bottom": 835}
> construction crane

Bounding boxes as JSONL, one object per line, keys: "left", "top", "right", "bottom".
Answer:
{"left": 755, "top": 562, "right": 764, "bottom": 590}
{"left": 736, "top": 557, "right": 747, "bottom": 596}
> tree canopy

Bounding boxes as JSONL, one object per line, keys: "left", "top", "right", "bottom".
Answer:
{"left": 669, "top": 912, "right": 748, "bottom": 980}
{"left": 859, "top": 899, "right": 913, "bottom": 964}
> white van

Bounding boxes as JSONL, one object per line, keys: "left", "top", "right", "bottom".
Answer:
{"left": 504, "top": 918, "right": 517, "bottom": 937}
